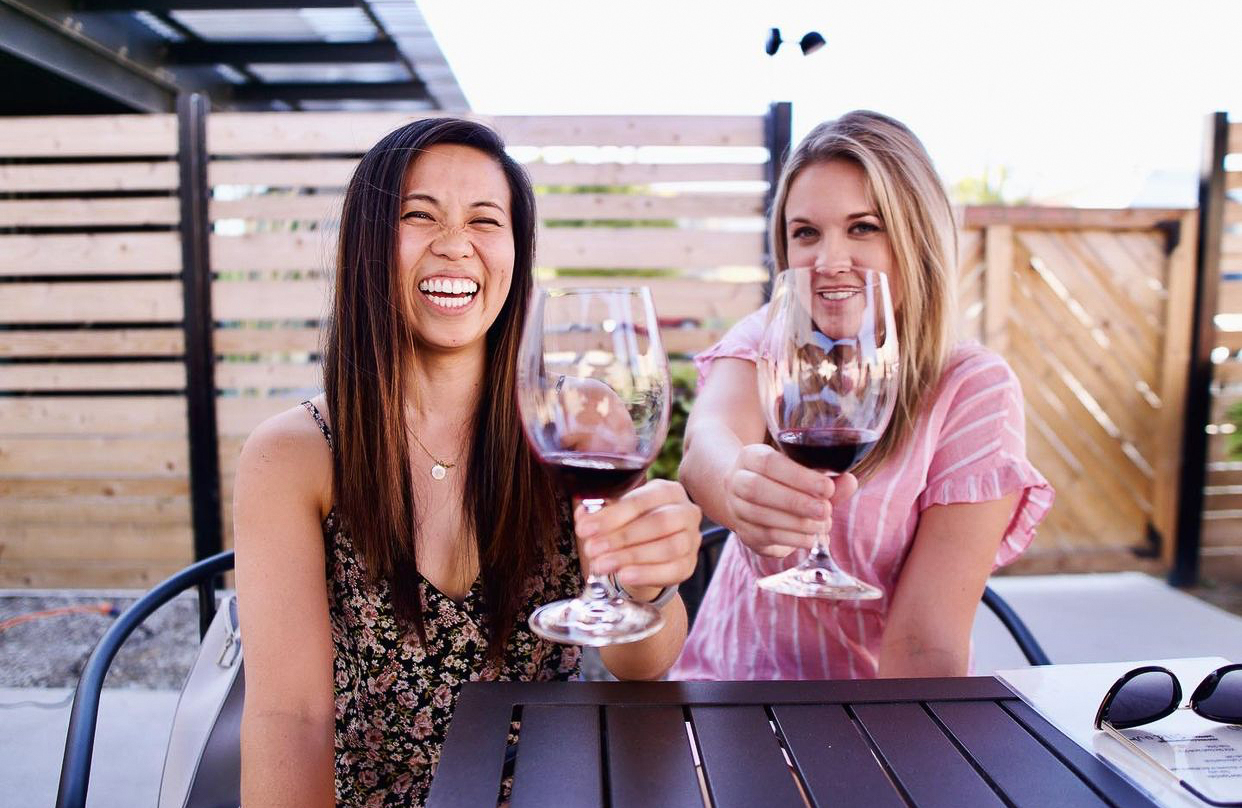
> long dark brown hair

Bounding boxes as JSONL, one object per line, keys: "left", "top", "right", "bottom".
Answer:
{"left": 323, "top": 118, "right": 560, "bottom": 657}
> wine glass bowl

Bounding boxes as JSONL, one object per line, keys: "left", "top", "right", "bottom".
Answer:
{"left": 516, "top": 287, "right": 672, "bottom": 645}
{"left": 756, "top": 267, "right": 899, "bottom": 600}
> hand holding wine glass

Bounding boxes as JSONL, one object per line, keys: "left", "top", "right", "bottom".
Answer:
{"left": 755, "top": 266, "right": 899, "bottom": 599}
{"left": 516, "top": 287, "right": 673, "bottom": 645}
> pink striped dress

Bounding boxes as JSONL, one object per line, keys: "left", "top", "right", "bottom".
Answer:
{"left": 671, "top": 306, "right": 1054, "bottom": 681}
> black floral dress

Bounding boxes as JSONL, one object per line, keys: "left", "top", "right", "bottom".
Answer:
{"left": 302, "top": 402, "right": 583, "bottom": 807}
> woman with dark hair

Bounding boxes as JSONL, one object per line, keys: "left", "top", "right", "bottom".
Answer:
{"left": 233, "top": 118, "right": 701, "bottom": 807}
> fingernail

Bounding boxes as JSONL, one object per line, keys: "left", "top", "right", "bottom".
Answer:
{"left": 594, "top": 558, "right": 616, "bottom": 575}
{"left": 578, "top": 521, "right": 598, "bottom": 538}
{"left": 812, "top": 503, "right": 827, "bottom": 519}
{"left": 584, "top": 539, "right": 606, "bottom": 557}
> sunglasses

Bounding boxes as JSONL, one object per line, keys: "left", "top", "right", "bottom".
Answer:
{"left": 1094, "top": 664, "right": 1242, "bottom": 807}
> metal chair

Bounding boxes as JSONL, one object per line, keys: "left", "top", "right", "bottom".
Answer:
{"left": 680, "top": 525, "right": 1051, "bottom": 667}
{"left": 56, "top": 550, "right": 235, "bottom": 808}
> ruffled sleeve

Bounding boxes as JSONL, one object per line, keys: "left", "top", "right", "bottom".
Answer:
{"left": 692, "top": 305, "right": 769, "bottom": 390}
{"left": 917, "top": 347, "right": 1055, "bottom": 568}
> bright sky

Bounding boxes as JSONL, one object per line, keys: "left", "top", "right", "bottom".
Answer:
{"left": 418, "top": 0, "right": 1242, "bottom": 207}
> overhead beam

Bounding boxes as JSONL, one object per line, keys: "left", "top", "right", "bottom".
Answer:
{"left": 231, "top": 80, "right": 429, "bottom": 103}
{"left": 0, "top": 3, "right": 174, "bottom": 112}
{"left": 77, "top": 0, "right": 354, "bottom": 9}
{"left": 167, "top": 40, "right": 400, "bottom": 65}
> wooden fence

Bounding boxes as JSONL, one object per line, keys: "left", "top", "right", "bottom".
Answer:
{"left": 0, "top": 109, "right": 1206, "bottom": 587}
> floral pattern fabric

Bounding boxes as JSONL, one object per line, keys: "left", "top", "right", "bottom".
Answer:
{"left": 302, "top": 402, "right": 583, "bottom": 807}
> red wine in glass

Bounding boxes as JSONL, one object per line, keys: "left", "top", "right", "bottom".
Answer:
{"left": 756, "top": 266, "right": 899, "bottom": 600}
{"left": 540, "top": 452, "right": 648, "bottom": 499}
{"left": 776, "top": 428, "right": 880, "bottom": 474}
{"left": 516, "top": 286, "right": 671, "bottom": 645}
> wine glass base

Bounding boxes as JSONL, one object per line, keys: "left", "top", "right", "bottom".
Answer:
{"left": 528, "top": 596, "right": 664, "bottom": 647}
{"left": 756, "top": 566, "right": 883, "bottom": 600}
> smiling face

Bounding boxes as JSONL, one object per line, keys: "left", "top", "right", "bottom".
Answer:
{"left": 396, "top": 143, "right": 515, "bottom": 354}
{"left": 783, "top": 158, "right": 902, "bottom": 313}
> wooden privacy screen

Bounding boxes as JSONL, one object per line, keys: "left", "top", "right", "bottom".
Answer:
{"left": 956, "top": 207, "right": 1195, "bottom": 572}
{"left": 0, "top": 114, "right": 192, "bottom": 586}
{"left": 1204, "top": 117, "right": 1242, "bottom": 580}
{"left": 0, "top": 110, "right": 1199, "bottom": 586}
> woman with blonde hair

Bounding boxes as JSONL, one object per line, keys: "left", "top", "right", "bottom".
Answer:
{"left": 672, "top": 110, "right": 1053, "bottom": 680}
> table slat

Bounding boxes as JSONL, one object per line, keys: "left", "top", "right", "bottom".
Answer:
{"left": 605, "top": 705, "right": 702, "bottom": 808}
{"left": 510, "top": 705, "right": 603, "bottom": 808}
{"left": 929, "top": 700, "right": 1109, "bottom": 808}
{"left": 424, "top": 684, "right": 512, "bottom": 808}
{"left": 1001, "top": 700, "right": 1161, "bottom": 808}
{"left": 690, "top": 706, "right": 804, "bottom": 808}
{"left": 771, "top": 704, "right": 906, "bottom": 808}
{"left": 854, "top": 702, "right": 1006, "bottom": 808}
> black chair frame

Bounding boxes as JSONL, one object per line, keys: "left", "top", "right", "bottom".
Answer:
{"left": 55, "top": 550, "right": 236, "bottom": 808}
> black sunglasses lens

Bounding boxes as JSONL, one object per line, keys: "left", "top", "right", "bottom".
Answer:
{"left": 1106, "top": 670, "right": 1178, "bottom": 728}
{"left": 1196, "top": 668, "right": 1242, "bottom": 724}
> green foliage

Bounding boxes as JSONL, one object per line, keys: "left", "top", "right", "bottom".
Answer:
{"left": 1225, "top": 400, "right": 1242, "bottom": 459}
{"left": 649, "top": 361, "right": 698, "bottom": 481}
{"left": 948, "top": 165, "right": 1028, "bottom": 206}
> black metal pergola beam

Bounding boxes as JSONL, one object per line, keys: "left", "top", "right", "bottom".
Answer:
{"left": 77, "top": 0, "right": 354, "bottom": 9}
{"left": 167, "top": 39, "right": 400, "bottom": 65}
{"left": 231, "top": 79, "right": 429, "bottom": 103}
{"left": 0, "top": 2, "right": 174, "bottom": 112}
{"left": 1170, "top": 111, "right": 1230, "bottom": 587}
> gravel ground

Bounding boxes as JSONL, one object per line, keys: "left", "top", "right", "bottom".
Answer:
{"left": 0, "top": 591, "right": 609, "bottom": 690}
{"left": 0, "top": 591, "right": 203, "bottom": 690}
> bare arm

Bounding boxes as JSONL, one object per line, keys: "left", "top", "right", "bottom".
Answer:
{"left": 877, "top": 493, "right": 1020, "bottom": 678}
{"left": 678, "top": 358, "right": 856, "bottom": 557}
{"left": 234, "top": 408, "right": 337, "bottom": 808}
{"left": 578, "top": 480, "right": 700, "bottom": 680}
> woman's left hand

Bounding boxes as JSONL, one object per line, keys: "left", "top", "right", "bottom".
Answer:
{"left": 575, "top": 479, "right": 702, "bottom": 598}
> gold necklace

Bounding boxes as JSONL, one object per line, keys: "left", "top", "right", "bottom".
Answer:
{"left": 410, "top": 432, "right": 459, "bottom": 481}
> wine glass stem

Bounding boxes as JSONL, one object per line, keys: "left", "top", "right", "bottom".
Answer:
{"left": 580, "top": 498, "right": 612, "bottom": 601}
{"left": 808, "top": 536, "right": 839, "bottom": 569}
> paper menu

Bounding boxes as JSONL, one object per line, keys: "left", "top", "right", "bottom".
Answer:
{"left": 998, "top": 657, "right": 1238, "bottom": 808}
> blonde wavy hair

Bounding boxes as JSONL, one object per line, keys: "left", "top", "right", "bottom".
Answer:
{"left": 769, "top": 110, "right": 957, "bottom": 477}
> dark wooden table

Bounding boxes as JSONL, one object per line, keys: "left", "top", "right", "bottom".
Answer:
{"left": 426, "top": 677, "right": 1161, "bottom": 808}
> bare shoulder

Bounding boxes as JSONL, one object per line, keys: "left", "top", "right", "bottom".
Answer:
{"left": 236, "top": 397, "right": 333, "bottom": 515}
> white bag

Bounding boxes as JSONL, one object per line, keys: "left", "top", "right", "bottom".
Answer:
{"left": 159, "top": 594, "right": 245, "bottom": 808}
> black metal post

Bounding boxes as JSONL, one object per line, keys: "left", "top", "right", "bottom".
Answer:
{"left": 762, "top": 101, "right": 793, "bottom": 301}
{"left": 1170, "top": 112, "right": 1229, "bottom": 587}
{"left": 177, "top": 92, "right": 222, "bottom": 629}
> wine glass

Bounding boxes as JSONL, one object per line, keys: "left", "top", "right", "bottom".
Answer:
{"left": 755, "top": 266, "right": 899, "bottom": 599}
{"left": 516, "top": 287, "right": 672, "bottom": 645}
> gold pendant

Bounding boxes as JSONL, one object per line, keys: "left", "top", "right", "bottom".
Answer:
{"left": 431, "top": 464, "right": 447, "bottom": 481}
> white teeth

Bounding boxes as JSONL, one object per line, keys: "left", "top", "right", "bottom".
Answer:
{"left": 418, "top": 277, "right": 479, "bottom": 296}
{"left": 821, "top": 289, "right": 858, "bottom": 301}
{"left": 424, "top": 293, "right": 474, "bottom": 309}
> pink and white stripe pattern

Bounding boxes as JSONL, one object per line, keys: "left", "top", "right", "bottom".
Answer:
{"left": 671, "top": 306, "right": 1054, "bottom": 681}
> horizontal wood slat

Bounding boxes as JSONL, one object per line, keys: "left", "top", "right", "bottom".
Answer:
{"left": 0, "top": 233, "right": 182, "bottom": 275}
{"left": 209, "top": 229, "right": 765, "bottom": 272}
{"left": 1230, "top": 122, "right": 1242, "bottom": 156}
{"left": 0, "top": 525, "right": 192, "bottom": 563}
{"left": 0, "top": 328, "right": 184, "bottom": 358}
{"left": 0, "top": 197, "right": 179, "bottom": 227}
{"left": 0, "top": 437, "right": 188, "bottom": 475}
{"left": 0, "top": 397, "right": 186, "bottom": 435}
{"left": 0, "top": 477, "right": 188, "bottom": 498}
{"left": 0, "top": 362, "right": 185, "bottom": 392}
{"left": 0, "top": 282, "right": 183, "bottom": 324}
{"left": 0, "top": 560, "right": 191, "bottom": 588}
{"left": 207, "top": 112, "right": 766, "bottom": 155}
{"left": 208, "top": 158, "right": 766, "bottom": 189}
{"left": 962, "top": 206, "right": 1189, "bottom": 230}
{"left": 0, "top": 161, "right": 179, "bottom": 192}
{"left": 0, "top": 114, "right": 178, "bottom": 157}
{"left": 214, "top": 326, "right": 321, "bottom": 354}
{"left": 209, "top": 192, "right": 766, "bottom": 223}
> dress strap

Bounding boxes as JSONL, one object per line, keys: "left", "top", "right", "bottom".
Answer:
{"left": 301, "top": 400, "right": 334, "bottom": 452}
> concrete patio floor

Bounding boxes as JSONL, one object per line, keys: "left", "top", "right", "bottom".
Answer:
{"left": 4, "top": 571, "right": 1241, "bottom": 808}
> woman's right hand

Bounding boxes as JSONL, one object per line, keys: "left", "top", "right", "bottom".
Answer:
{"left": 723, "top": 443, "right": 858, "bottom": 558}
